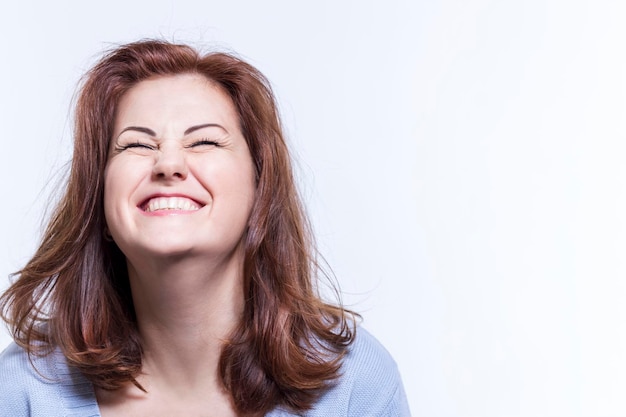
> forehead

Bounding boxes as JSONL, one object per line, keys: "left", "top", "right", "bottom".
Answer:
{"left": 113, "top": 73, "right": 239, "bottom": 132}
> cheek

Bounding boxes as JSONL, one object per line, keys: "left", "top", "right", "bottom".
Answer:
{"left": 208, "top": 160, "right": 256, "bottom": 221}
{"left": 229, "top": 162, "right": 256, "bottom": 208}
{"left": 103, "top": 160, "right": 135, "bottom": 227}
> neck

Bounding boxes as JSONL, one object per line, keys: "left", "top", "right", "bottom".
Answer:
{"left": 126, "top": 249, "right": 245, "bottom": 390}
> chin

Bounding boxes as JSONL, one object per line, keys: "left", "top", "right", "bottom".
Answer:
{"left": 115, "top": 237, "right": 193, "bottom": 261}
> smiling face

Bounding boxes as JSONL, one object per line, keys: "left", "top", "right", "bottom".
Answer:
{"left": 104, "top": 74, "right": 256, "bottom": 264}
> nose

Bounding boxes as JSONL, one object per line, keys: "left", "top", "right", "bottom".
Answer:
{"left": 152, "top": 143, "right": 188, "bottom": 181}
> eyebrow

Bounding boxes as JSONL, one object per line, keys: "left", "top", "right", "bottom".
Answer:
{"left": 184, "top": 123, "right": 227, "bottom": 135}
{"left": 117, "top": 126, "right": 156, "bottom": 137}
{"left": 117, "top": 123, "right": 226, "bottom": 138}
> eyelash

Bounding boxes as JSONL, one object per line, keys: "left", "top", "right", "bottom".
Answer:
{"left": 186, "top": 139, "right": 220, "bottom": 148}
{"left": 115, "top": 142, "right": 155, "bottom": 152}
{"left": 115, "top": 138, "right": 220, "bottom": 152}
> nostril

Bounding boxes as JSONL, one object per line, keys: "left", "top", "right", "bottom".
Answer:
{"left": 151, "top": 154, "right": 188, "bottom": 180}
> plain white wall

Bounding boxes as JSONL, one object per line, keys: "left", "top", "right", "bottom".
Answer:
{"left": 2, "top": 0, "right": 626, "bottom": 415}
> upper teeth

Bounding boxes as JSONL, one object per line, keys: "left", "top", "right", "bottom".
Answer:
{"left": 145, "top": 197, "right": 200, "bottom": 212}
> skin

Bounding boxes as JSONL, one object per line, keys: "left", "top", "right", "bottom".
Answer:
{"left": 97, "top": 73, "right": 257, "bottom": 417}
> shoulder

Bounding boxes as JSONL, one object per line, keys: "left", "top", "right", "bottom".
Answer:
{"left": 312, "top": 327, "right": 411, "bottom": 416}
{"left": 0, "top": 342, "right": 55, "bottom": 415}
{"left": 338, "top": 327, "right": 400, "bottom": 388}
{"left": 0, "top": 342, "right": 100, "bottom": 417}
{"left": 268, "top": 326, "right": 411, "bottom": 417}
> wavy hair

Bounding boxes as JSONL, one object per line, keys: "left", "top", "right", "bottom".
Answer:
{"left": 0, "top": 40, "right": 355, "bottom": 414}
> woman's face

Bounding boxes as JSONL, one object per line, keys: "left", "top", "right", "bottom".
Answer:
{"left": 104, "top": 74, "right": 256, "bottom": 263}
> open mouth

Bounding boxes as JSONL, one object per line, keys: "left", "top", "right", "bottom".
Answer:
{"left": 140, "top": 196, "right": 204, "bottom": 213}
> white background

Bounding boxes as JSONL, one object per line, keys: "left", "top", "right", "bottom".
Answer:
{"left": 1, "top": 1, "right": 626, "bottom": 416}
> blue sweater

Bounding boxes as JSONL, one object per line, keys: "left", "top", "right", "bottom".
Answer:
{"left": 0, "top": 328, "right": 410, "bottom": 416}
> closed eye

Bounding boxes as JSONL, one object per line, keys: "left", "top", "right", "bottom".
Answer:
{"left": 115, "top": 142, "right": 156, "bottom": 151}
{"left": 187, "top": 139, "right": 220, "bottom": 148}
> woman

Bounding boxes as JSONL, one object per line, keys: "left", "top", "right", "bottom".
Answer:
{"left": 0, "top": 40, "right": 409, "bottom": 416}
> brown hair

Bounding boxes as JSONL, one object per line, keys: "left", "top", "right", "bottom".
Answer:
{"left": 0, "top": 40, "right": 355, "bottom": 414}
